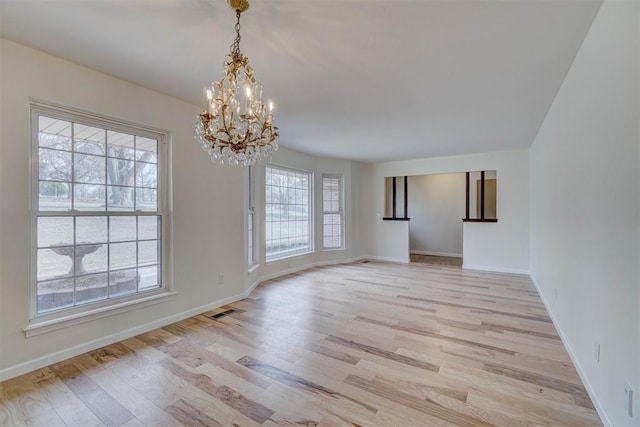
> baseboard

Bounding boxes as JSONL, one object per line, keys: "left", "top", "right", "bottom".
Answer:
{"left": 462, "top": 264, "right": 530, "bottom": 275}
{"left": 364, "top": 255, "right": 410, "bottom": 264}
{"left": 0, "top": 291, "right": 247, "bottom": 382}
{"left": 531, "top": 275, "right": 612, "bottom": 427}
{"left": 0, "top": 255, "right": 367, "bottom": 382}
{"left": 410, "top": 250, "right": 463, "bottom": 258}
{"left": 246, "top": 255, "right": 367, "bottom": 292}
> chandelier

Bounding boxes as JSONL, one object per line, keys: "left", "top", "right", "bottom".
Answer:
{"left": 195, "top": 0, "right": 279, "bottom": 166}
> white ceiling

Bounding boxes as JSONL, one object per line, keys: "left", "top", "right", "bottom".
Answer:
{"left": 0, "top": 0, "right": 602, "bottom": 162}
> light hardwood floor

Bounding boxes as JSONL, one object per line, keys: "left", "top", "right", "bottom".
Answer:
{"left": 0, "top": 261, "right": 602, "bottom": 426}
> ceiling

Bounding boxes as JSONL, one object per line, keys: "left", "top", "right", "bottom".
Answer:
{"left": 0, "top": 0, "right": 602, "bottom": 162}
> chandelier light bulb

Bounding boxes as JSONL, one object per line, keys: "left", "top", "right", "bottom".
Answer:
{"left": 194, "top": 0, "right": 279, "bottom": 166}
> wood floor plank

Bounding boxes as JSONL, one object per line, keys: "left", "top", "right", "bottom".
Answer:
{"left": 344, "top": 374, "right": 492, "bottom": 427}
{"left": 237, "top": 355, "right": 378, "bottom": 414}
{"left": 49, "top": 360, "right": 134, "bottom": 427}
{"left": 82, "top": 361, "right": 182, "bottom": 427}
{"left": 325, "top": 334, "right": 441, "bottom": 372}
{"left": 0, "top": 261, "right": 602, "bottom": 426}
{"left": 27, "top": 368, "right": 104, "bottom": 427}
{"left": 160, "top": 358, "right": 274, "bottom": 423}
{"left": 165, "top": 399, "right": 223, "bottom": 427}
{"left": 0, "top": 375, "right": 58, "bottom": 426}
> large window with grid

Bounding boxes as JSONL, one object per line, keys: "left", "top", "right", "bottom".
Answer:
{"left": 265, "top": 165, "right": 312, "bottom": 261}
{"left": 31, "top": 102, "right": 166, "bottom": 317}
{"left": 322, "top": 175, "right": 344, "bottom": 249}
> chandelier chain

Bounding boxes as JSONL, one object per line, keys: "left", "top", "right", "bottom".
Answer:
{"left": 230, "top": 10, "right": 242, "bottom": 56}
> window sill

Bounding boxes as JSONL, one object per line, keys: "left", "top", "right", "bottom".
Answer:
{"left": 321, "top": 248, "right": 346, "bottom": 252}
{"left": 248, "top": 264, "right": 261, "bottom": 274}
{"left": 266, "top": 250, "right": 314, "bottom": 264}
{"left": 24, "top": 291, "right": 177, "bottom": 338}
{"left": 462, "top": 218, "right": 499, "bottom": 223}
{"left": 382, "top": 217, "right": 411, "bottom": 221}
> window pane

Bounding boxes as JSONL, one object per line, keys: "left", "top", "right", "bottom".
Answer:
{"left": 74, "top": 124, "right": 105, "bottom": 155}
{"left": 109, "top": 216, "right": 136, "bottom": 242}
{"left": 136, "top": 137, "right": 157, "bottom": 163}
{"left": 39, "top": 148, "right": 71, "bottom": 182}
{"left": 39, "top": 117, "right": 72, "bottom": 151}
{"left": 323, "top": 178, "right": 340, "bottom": 212}
{"left": 136, "top": 189, "right": 157, "bottom": 211}
{"left": 74, "top": 153, "right": 105, "bottom": 184}
{"left": 37, "top": 247, "right": 73, "bottom": 280}
{"left": 107, "top": 131, "right": 135, "bottom": 160}
{"left": 76, "top": 273, "right": 108, "bottom": 305}
{"left": 323, "top": 213, "right": 342, "bottom": 249}
{"left": 109, "top": 269, "right": 137, "bottom": 297}
{"left": 74, "top": 184, "right": 105, "bottom": 211}
{"left": 37, "top": 277, "right": 74, "bottom": 313}
{"left": 76, "top": 244, "right": 107, "bottom": 275}
{"left": 138, "top": 240, "right": 158, "bottom": 266}
{"left": 107, "top": 186, "right": 135, "bottom": 211}
{"left": 106, "top": 158, "right": 135, "bottom": 186}
{"left": 109, "top": 242, "right": 136, "bottom": 269}
{"left": 38, "top": 217, "right": 73, "bottom": 248}
{"left": 76, "top": 216, "right": 108, "bottom": 244}
{"left": 135, "top": 162, "right": 157, "bottom": 188}
{"left": 138, "top": 216, "right": 159, "bottom": 240}
{"left": 39, "top": 182, "right": 71, "bottom": 211}
{"left": 138, "top": 265, "right": 159, "bottom": 290}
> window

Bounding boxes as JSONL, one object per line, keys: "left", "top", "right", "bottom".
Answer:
{"left": 31, "top": 102, "right": 167, "bottom": 318}
{"left": 265, "top": 165, "right": 312, "bottom": 261}
{"left": 247, "top": 166, "right": 255, "bottom": 267}
{"left": 322, "top": 175, "right": 344, "bottom": 249}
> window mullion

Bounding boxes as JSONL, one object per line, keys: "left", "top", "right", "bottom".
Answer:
{"left": 72, "top": 216, "right": 77, "bottom": 306}
{"left": 107, "top": 216, "right": 111, "bottom": 300}
{"left": 70, "top": 122, "right": 75, "bottom": 211}
{"left": 104, "top": 129, "right": 108, "bottom": 211}
{"left": 135, "top": 216, "right": 139, "bottom": 293}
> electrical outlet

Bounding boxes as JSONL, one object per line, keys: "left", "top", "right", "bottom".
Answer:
{"left": 624, "top": 383, "right": 633, "bottom": 417}
{"left": 593, "top": 343, "right": 600, "bottom": 363}
{"left": 218, "top": 274, "right": 224, "bottom": 285}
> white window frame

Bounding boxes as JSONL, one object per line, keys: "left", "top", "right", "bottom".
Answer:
{"left": 26, "top": 99, "right": 173, "bottom": 336}
{"left": 265, "top": 164, "right": 313, "bottom": 262}
{"left": 247, "top": 166, "right": 256, "bottom": 268}
{"left": 322, "top": 174, "right": 345, "bottom": 250}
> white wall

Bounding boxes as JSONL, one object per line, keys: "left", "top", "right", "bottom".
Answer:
{"left": 408, "top": 174, "right": 465, "bottom": 257}
{"left": 359, "top": 150, "right": 530, "bottom": 274}
{"left": 0, "top": 39, "right": 358, "bottom": 380}
{"left": 350, "top": 161, "right": 366, "bottom": 258}
{"left": 529, "top": 1, "right": 639, "bottom": 425}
